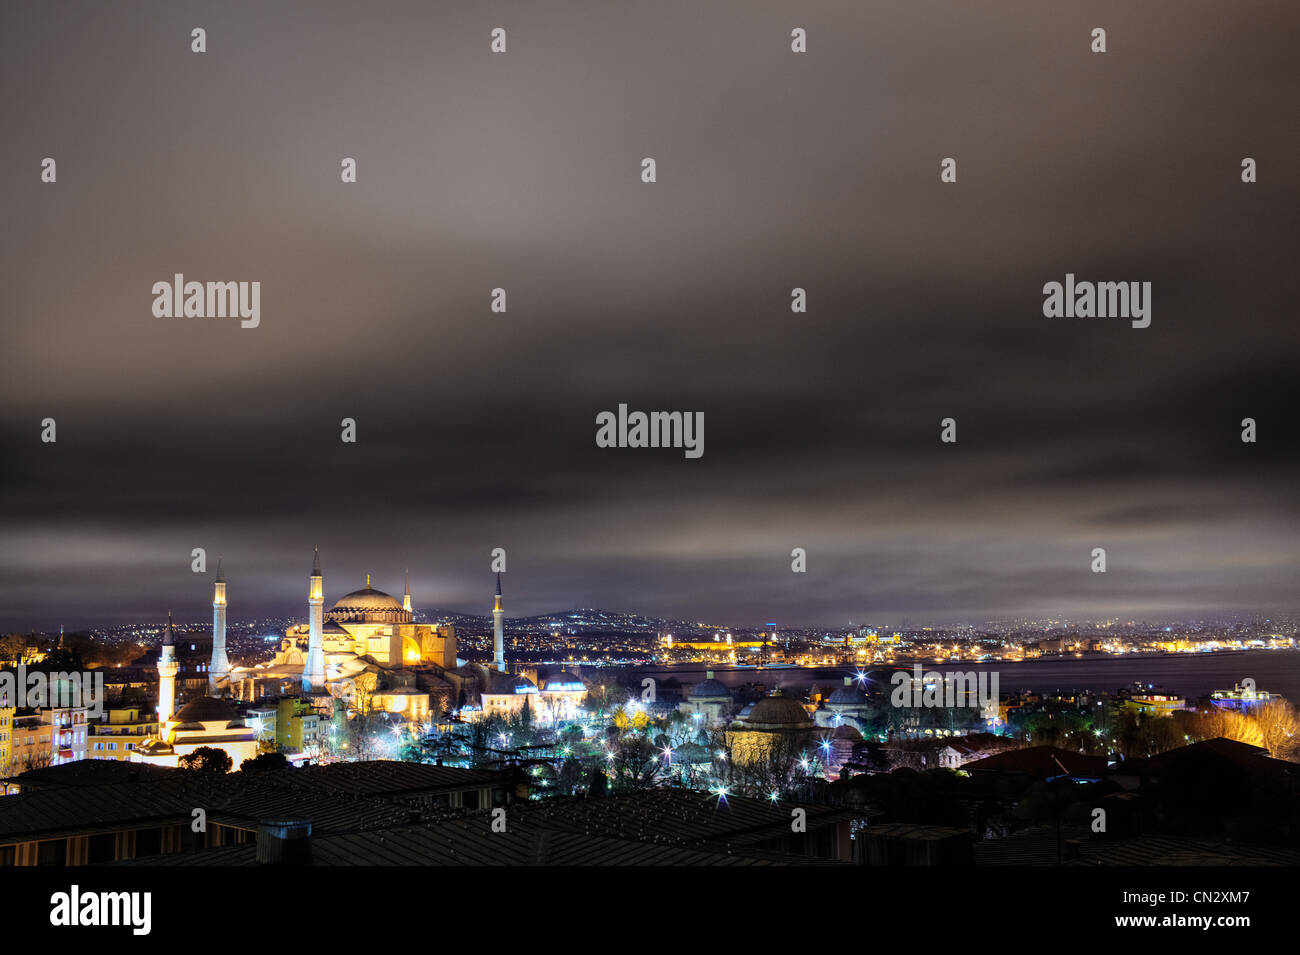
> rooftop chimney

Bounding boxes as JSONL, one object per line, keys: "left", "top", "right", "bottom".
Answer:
{"left": 256, "top": 819, "right": 312, "bottom": 866}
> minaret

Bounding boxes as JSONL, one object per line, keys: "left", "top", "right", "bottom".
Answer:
{"left": 303, "top": 547, "right": 326, "bottom": 693}
{"left": 403, "top": 569, "right": 412, "bottom": 613}
{"left": 209, "top": 559, "right": 229, "bottom": 693}
{"left": 157, "top": 611, "right": 179, "bottom": 725}
{"left": 492, "top": 572, "right": 506, "bottom": 671}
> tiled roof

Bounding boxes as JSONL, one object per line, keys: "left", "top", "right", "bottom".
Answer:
{"left": 974, "top": 824, "right": 1300, "bottom": 866}
{"left": 0, "top": 760, "right": 518, "bottom": 844}
{"left": 124, "top": 789, "right": 858, "bottom": 866}
{"left": 963, "top": 745, "right": 1106, "bottom": 779}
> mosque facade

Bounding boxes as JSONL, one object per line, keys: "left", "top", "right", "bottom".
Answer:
{"left": 132, "top": 551, "right": 588, "bottom": 770}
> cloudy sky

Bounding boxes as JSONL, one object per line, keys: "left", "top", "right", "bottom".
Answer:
{"left": 2, "top": 1, "right": 1297, "bottom": 631}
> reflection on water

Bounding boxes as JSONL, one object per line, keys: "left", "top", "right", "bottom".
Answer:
{"left": 574, "top": 649, "right": 1300, "bottom": 700}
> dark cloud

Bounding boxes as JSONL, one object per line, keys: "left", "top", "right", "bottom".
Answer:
{"left": 1, "top": 1, "right": 1297, "bottom": 630}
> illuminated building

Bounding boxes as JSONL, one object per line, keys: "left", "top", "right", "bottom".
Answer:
{"left": 0, "top": 706, "right": 10, "bottom": 776}
{"left": 223, "top": 550, "right": 461, "bottom": 718}
{"left": 492, "top": 572, "right": 505, "bottom": 671}
{"left": 1211, "top": 683, "right": 1279, "bottom": 712}
{"left": 477, "top": 671, "right": 539, "bottom": 720}
{"left": 536, "top": 672, "right": 586, "bottom": 723}
{"left": 132, "top": 695, "right": 260, "bottom": 770}
{"left": 725, "top": 690, "right": 816, "bottom": 766}
{"left": 372, "top": 686, "right": 432, "bottom": 723}
{"left": 678, "top": 671, "right": 731, "bottom": 725}
{"left": 209, "top": 559, "right": 230, "bottom": 693}
{"left": 815, "top": 676, "right": 871, "bottom": 732}
{"left": 471, "top": 580, "right": 586, "bottom": 722}
{"left": 475, "top": 668, "right": 586, "bottom": 724}
{"left": 1124, "top": 693, "right": 1185, "bottom": 716}
{"left": 5, "top": 713, "right": 51, "bottom": 778}
{"left": 303, "top": 548, "right": 326, "bottom": 691}
{"left": 88, "top": 708, "right": 158, "bottom": 762}
{"left": 157, "top": 611, "right": 179, "bottom": 724}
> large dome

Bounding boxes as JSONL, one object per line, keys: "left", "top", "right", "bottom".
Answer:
{"left": 326, "top": 585, "right": 412, "bottom": 624}
{"left": 743, "top": 694, "right": 814, "bottom": 731}
{"left": 329, "top": 586, "right": 403, "bottom": 612}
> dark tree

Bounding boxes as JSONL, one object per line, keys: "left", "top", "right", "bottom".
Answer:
{"left": 240, "top": 751, "right": 288, "bottom": 774}
{"left": 178, "top": 746, "right": 233, "bottom": 774}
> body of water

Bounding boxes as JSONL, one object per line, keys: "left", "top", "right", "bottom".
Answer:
{"left": 574, "top": 649, "right": 1300, "bottom": 701}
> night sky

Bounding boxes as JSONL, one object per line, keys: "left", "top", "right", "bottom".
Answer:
{"left": 2, "top": 1, "right": 1297, "bottom": 631}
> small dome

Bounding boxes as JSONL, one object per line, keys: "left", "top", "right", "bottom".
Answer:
{"left": 688, "top": 678, "right": 731, "bottom": 700}
{"left": 171, "top": 697, "right": 238, "bottom": 723}
{"left": 488, "top": 672, "right": 537, "bottom": 695}
{"left": 831, "top": 723, "right": 863, "bottom": 741}
{"left": 543, "top": 671, "right": 585, "bottom": 692}
{"left": 828, "top": 683, "right": 867, "bottom": 705}
{"left": 743, "top": 693, "right": 814, "bottom": 730}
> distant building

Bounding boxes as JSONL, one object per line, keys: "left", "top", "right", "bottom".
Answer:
{"left": 678, "top": 671, "right": 731, "bottom": 726}
{"left": 88, "top": 707, "right": 158, "bottom": 762}
{"left": 0, "top": 707, "right": 11, "bottom": 777}
{"left": 1124, "top": 693, "right": 1185, "bottom": 717}
{"left": 1210, "top": 683, "right": 1279, "bottom": 712}
{"left": 6, "top": 713, "right": 51, "bottom": 778}
{"left": 726, "top": 691, "right": 816, "bottom": 766}
{"left": 223, "top": 552, "right": 461, "bottom": 709}
{"left": 274, "top": 697, "right": 321, "bottom": 754}
{"left": 815, "top": 677, "right": 871, "bottom": 733}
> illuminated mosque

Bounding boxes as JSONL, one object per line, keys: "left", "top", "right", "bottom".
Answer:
{"left": 218, "top": 549, "right": 464, "bottom": 717}
{"left": 466, "top": 574, "right": 587, "bottom": 724}
{"left": 131, "top": 612, "right": 261, "bottom": 769}
{"left": 214, "top": 550, "right": 584, "bottom": 723}
{"left": 132, "top": 551, "right": 587, "bottom": 770}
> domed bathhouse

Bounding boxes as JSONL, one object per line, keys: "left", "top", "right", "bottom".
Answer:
{"left": 471, "top": 668, "right": 588, "bottom": 725}
{"left": 725, "top": 689, "right": 817, "bottom": 766}
{"left": 678, "top": 670, "right": 732, "bottom": 726}
{"left": 815, "top": 676, "right": 872, "bottom": 733}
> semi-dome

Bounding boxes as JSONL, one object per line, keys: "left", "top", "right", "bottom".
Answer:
{"left": 743, "top": 693, "right": 814, "bottom": 731}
